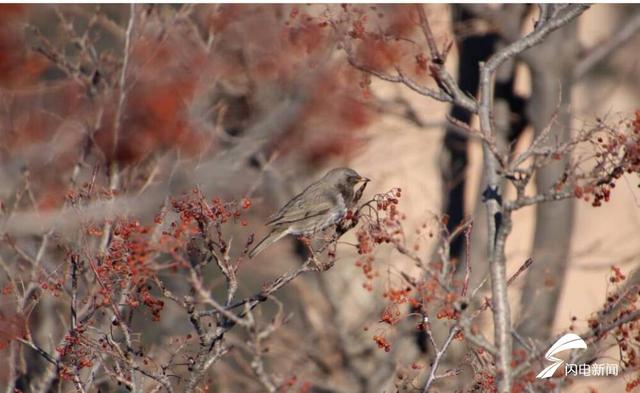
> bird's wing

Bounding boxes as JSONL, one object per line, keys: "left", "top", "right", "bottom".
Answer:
{"left": 266, "top": 182, "right": 316, "bottom": 224}
{"left": 266, "top": 185, "right": 336, "bottom": 227}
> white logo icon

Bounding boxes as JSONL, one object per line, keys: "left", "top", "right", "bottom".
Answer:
{"left": 536, "top": 333, "right": 586, "bottom": 379}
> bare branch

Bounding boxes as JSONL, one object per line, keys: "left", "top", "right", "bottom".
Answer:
{"left": 421, "top": 324, "right": 460, "bottom": 393}
{"left": 112, "top": 3, "right": 136, "bottom": 157}
{"left": 507, "top": 258, "right": 534, "bottom": 287}
{"left": 495, "top": 5, "right": 590, "bottom": 69}
{"left": 345, "top": 56, "right": 454, "bottom": 104}
{"left": 475, "top": 5, "right": 589, "bottom": 392}
{"left": 415, "top": 5, "right": 442, "bottom": 62}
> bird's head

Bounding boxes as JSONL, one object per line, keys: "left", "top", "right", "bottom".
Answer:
{"left": 324, "top": 167, "right": 370, "bottom": 188}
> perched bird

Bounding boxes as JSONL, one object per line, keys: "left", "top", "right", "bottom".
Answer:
{"left": 249, "top": 167, "right": 369, "bottom": 258}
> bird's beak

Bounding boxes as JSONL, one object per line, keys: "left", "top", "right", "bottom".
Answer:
{"left": 358, "top": 176, "right": 370, "bottom": 183}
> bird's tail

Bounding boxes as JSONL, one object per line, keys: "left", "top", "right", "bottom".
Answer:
{"left": 248, "top": 229, "right": 288, "bottom": 258}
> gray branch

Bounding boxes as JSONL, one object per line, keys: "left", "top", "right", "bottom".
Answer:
{"left": 475, "top": 4, "right": 590, "bottom": 392}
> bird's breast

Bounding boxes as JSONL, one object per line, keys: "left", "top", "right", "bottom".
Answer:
{"left": 326, "top": 193, "right": 347, "bottom": 224}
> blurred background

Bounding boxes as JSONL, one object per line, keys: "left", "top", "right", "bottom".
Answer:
{"left": 1, "top": 4, "right": 639, "bottom": 392}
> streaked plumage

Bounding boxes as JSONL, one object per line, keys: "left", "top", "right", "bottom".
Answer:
{"left": 249, "top": 167, "right": 368, "bottom": 258}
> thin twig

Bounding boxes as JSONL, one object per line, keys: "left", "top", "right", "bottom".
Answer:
{"left": 507, "top": 258, "right": 534, "bottom": 286}
{"left": 422, "top": 325, "right": 460, "bottom": 393}
{"left": 112, "top": 3, "right": 136, "bottom": 157}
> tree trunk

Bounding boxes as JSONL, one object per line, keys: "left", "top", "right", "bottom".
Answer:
{"left": 440, "top": 5, "right": 528, "bottom": 295}
{"left": 516, "top": 18, "right": 579, "bottom": 342}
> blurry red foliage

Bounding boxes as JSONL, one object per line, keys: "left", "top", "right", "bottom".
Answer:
{"left": 356, "top": 35, "right": 402, "bottom": 74}
{"left": 207, "top": 4, "right": 245, "bottom": 35}
{"left": 300, "top": 77, "right": 371, "bottom": 158}
{"left": 341, "top": 5, "right": 424, "bottom": 81}
{"left": 94, "top": 19, "right": 212, "bottom": 164}
{"left": 382, "top": 5, "right": 417, "bottom": 38}
{"left": 0, "top": 5, "right": 386, "bottom": 218}
{"left": 261, "top": 8, "right": 377, "bottom": 164}
{"left": 0, "top": 313, "right": 25, "bottom": 351}
{"left": 286, "top": 14, "right": 329, "bottom": 56}
{"left": 0, "top": 5, "right": 47, "bottom": 87}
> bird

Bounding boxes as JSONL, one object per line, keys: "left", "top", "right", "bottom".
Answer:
{"left": 248, "top": 167, "right": 369, "bottom": 258}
